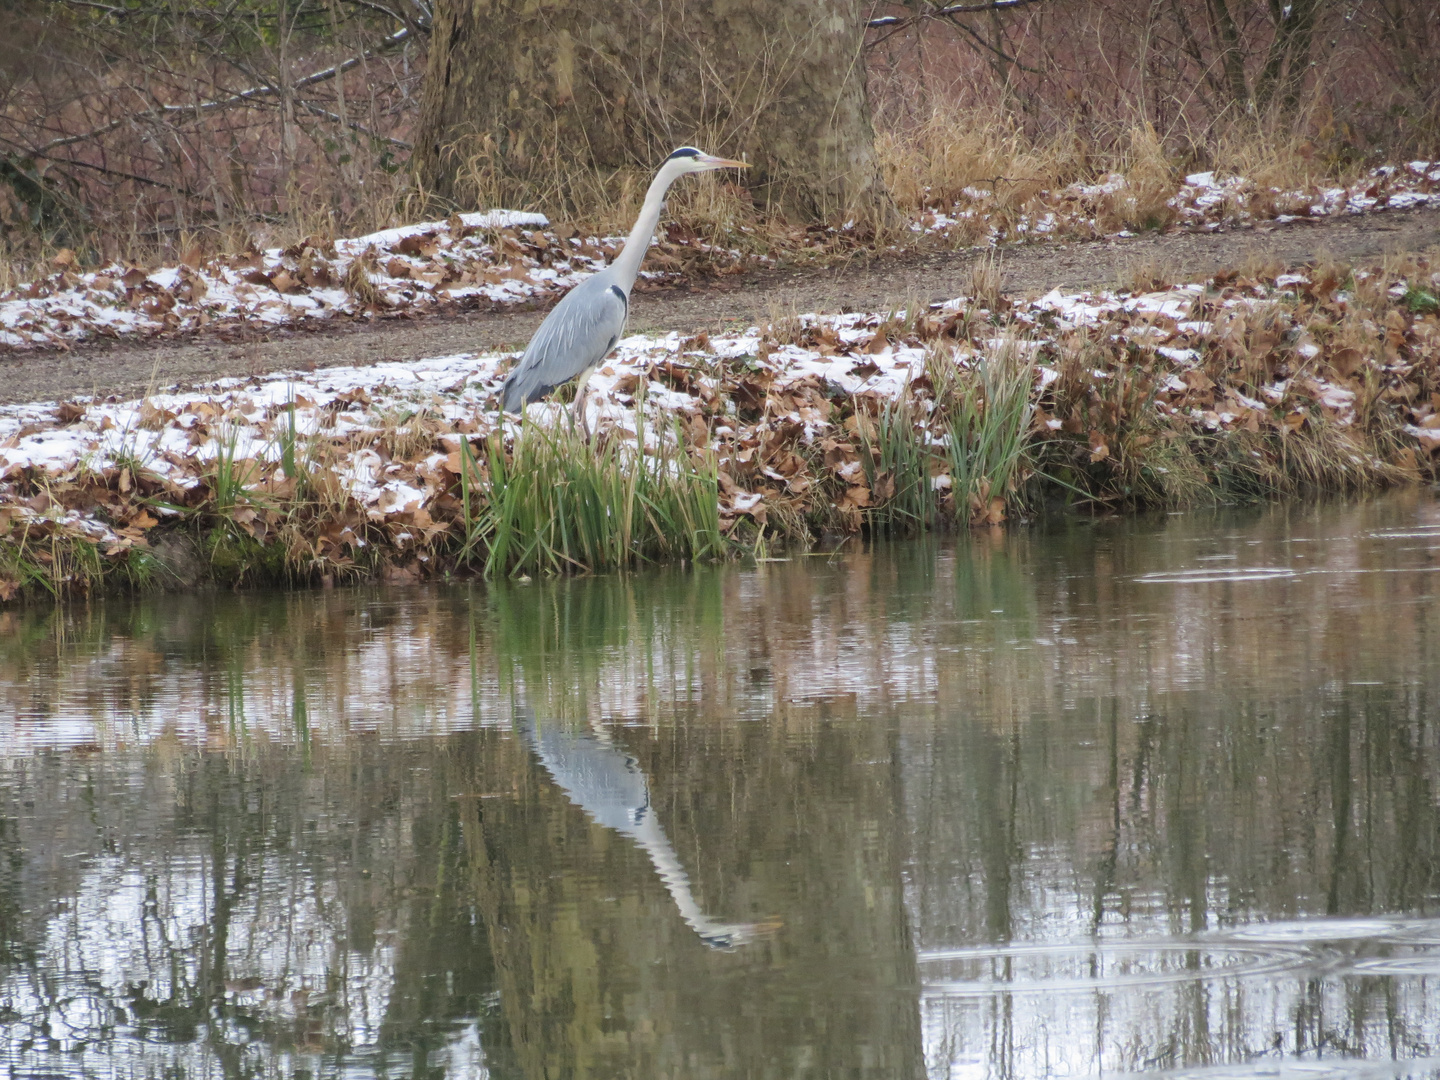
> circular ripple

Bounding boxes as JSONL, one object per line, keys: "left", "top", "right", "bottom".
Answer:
{"left": 1110, "top": 1054, "right": 1440, "bottom": 1080}
{"left": 1368, "top": 527, "right": 1440, "bottom": 539}
{"left": 917, "top": 940, "right": 1312, "bottom": 996}
{"left": 1393, "top": 918, "right": 1440, "bottom": 947}
{"left": 1351, "top": 955, "right": 1440, "bottom": 976}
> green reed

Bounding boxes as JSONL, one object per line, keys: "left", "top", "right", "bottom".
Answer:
{"left": 462, "top": 405, "right": 724, "bottom": 578}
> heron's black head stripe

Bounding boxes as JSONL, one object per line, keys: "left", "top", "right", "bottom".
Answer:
{"left": 609, "top": 284, "right": 628, "bottom": 307}
{"left": 666, "top": 147, "right": 702, "bottom": 161}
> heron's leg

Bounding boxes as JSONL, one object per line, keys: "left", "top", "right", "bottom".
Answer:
{"left": 571, "top": 365, "right": 597, "bottom": 440}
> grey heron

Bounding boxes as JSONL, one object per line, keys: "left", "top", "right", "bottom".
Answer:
{"left": 500, "top": 148, "right": 749, "bottom": 431}
{"left": 516, "top": 705, "right": 764, "bottom": 950}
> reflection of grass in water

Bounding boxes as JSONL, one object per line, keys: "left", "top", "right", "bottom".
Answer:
{"left": 487, "top": 564, "right": 728, "bottom": 720}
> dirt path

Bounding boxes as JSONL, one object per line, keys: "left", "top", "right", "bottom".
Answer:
{"left": 5, "top": 205, "right": 1438, "bottom": 406}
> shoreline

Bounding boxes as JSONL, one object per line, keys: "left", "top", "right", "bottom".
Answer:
{"left": 2, "top": 249, "right": 1438, "bottom": 604}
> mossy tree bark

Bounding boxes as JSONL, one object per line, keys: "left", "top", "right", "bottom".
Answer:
{"left": 413, "top": 0, "right": 889, "bottom": 224}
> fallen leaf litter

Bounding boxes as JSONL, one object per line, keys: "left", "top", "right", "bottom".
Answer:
{"left": 2, "top": 162, "right": 1437, "bottom": 353}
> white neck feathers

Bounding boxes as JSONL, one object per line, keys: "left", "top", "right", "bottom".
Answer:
{"left": 608, "top": 157, "right": 693, "bottom": 295}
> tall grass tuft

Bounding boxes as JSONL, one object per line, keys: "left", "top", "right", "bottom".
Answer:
{"left": 859, "top": 398, "right": 942, "bottom": 534}
{"left": 465, "top": 407, "right": 724, "bottom": 578}
{"left": 939, "top": 340, "right": 1035, "bottom": 522}
{"left": 855, "top": 338, "right": 1036, "bottom": 531}
{"left": 208, "top": 424, "right": 252, "bottom": 516}
{"left": 275, "top": 390, "right": 313, "bottom": 499}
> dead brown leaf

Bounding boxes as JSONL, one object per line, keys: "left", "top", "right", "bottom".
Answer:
{"left": 138, "top": 401, "right": 176, "bottom": 430}
{"left": 844, "top": 413, "right": 877, "bottom": 442}
{"left": 1329, "top": 347, "right": 1365, "bottom": 379}
{"left": 397, "top": 233, "right": 439, "bottom": 258}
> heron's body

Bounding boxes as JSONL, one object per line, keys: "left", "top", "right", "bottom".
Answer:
{"left": 500, "top": 148, "right": 748, "bottom": 423}
{"left": 499, "top": 270, "right": 629, "bottom": 413}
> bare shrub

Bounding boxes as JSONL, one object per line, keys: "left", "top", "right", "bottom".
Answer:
{"left": 342, "top": 253, "right": 382, "bottom": 309}
{"left": 2, "top": 0, "right": 1437, "bottom": 283}
{"left": 866, "top": 0, "right": 1440, "bottom": 195}
{"left": 0, "top": 0, "right": 423, "bottom": 270}
{"left": 965, "top": 250, "right": 1004, "bottom": 309}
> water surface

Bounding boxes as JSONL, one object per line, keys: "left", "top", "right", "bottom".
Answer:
{"left": 4, "top": 493, "right": 1440, "bottom": 1078}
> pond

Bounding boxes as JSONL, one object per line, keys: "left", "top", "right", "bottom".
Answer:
{"left": 3, "top": 491, "right": 1440, "bottom": 1079}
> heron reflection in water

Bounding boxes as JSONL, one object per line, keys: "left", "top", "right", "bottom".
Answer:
{"left": 518, "top": 706, "right": 766, "bottom": 950}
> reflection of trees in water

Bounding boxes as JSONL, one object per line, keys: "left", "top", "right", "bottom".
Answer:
{"left": 7, "top": 497, "right": 1438, "bottom": 751}
{"left": 0, "top": 582, "right": 926, "bottom": 1078}
{"left": 1, "top": 494, "right": 1440, "bottom": 1075}
{"left": 0, "top": 740, "right": 508, "bottom": 1077}
{"left": 906, "top": 680, "right": 1440, "bottom": 1075}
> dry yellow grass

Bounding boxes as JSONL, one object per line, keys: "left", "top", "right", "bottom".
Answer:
{"left": 0, "top": 82, "right": 1428, "bottom": 295}
{"left": 875, "top": 103, "right": 1086, "bottom": 215}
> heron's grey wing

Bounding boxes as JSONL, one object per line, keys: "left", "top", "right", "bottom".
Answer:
{"left": 502, "top": 276, "right": 628, "bottom": 411}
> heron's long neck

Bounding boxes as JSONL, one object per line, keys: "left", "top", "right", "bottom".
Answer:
{"left": 632, "top": 813, "right": 752, "bottom": 944}
{"left": 609, "top": 165, "right": 680, "bottom": 295}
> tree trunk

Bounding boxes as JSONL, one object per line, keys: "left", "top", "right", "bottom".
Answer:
{"left": 1205, "top": 0, "right": 1252, "bottom": 111}
{"left": 1256, "top": 0, "right": 1324, "bottom": 111}
{"left": 412, "top": 0, "right": 889, "bottom": 224}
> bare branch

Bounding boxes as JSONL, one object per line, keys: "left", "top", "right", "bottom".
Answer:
{"left": 32, "top": 26, "right": 413, "bottom": 154}
{"left": 344, "top": 0, "right": 429, "bottom": 32}
{"left": 296, "top": 100, "right": 413, "bottom": 148}
{"left": 944, "top": 15, "right": 1043, "bottom": 74}
{"left": 867, "top": 0, "right": 1045, "bottom": 29}
{"left": 20, "top": 149, "right": 198, "bottom": 197}
{"left": 59, "top": 0, "right": 131, "bottom": 16}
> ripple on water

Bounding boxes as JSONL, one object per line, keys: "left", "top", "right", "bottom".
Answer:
{"left": 1136, "top": 567, "right": 1298, "bottom": 584}
{"left": 1367, "top": 526, "right": 1440, "bottom": 539}
{"left": 1221, "top": 917, "right": 1411, "bottom": 943}
{"left": 1351, "top": 955, "right": 1440, "bottom": 976}
{"left": 1114, "top": 1054, "right": 1440, "bottom": 1080}
{"left": 1214, "top": 917, "right": 1440, "bottom": 978}
{"left": 917, "top": 939, "right": 1313, "bottom": 997}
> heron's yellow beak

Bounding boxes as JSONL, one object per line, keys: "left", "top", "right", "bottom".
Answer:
{"left": 699, "top": 154, "right": 749, "bottom": 169}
